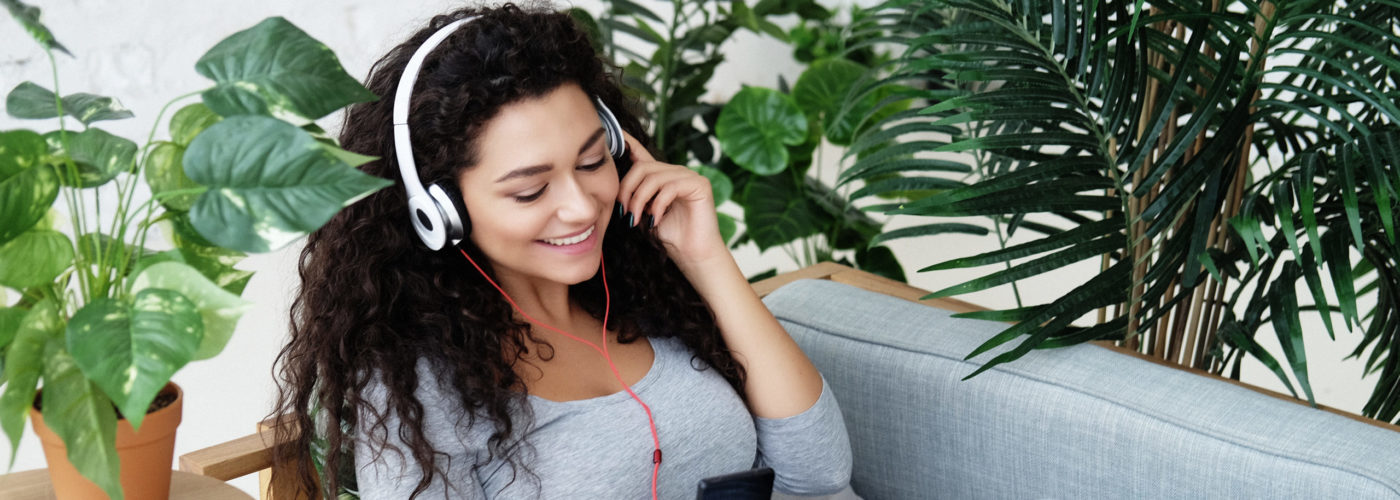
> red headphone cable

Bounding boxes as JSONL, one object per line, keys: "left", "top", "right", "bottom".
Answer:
{"left": 458, "top": 247, "right": 662, "bottom": 499}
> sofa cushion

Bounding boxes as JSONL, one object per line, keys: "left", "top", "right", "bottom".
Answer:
{"left": 763, "top": 278, "right": 1400, "bottom": 499}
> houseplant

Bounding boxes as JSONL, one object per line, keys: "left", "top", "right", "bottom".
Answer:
{"left": 840, "top": 0, "right": 1400, "bottom": 422}
{"left": 0, "top": 2, "right": 391, "bottom": 497}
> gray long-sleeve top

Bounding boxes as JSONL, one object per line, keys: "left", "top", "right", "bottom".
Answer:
{"left": 354, "top": 336, "right": 852, "bottom": 498}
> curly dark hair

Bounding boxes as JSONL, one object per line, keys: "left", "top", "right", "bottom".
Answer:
{"left": 266, "top": 3, "right": 746, "bottom": 498}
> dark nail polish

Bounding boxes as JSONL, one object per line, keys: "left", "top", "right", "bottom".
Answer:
{"left": 645, "top": 214, "right": 654, "bottom": 229}
{"left": 616, "top": 203, "right": 624, "bottom": 218}
{"left": 627, "top": 212, "right": 635, "bottom": 227}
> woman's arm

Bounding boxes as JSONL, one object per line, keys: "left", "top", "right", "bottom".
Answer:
{"left": 672, "top": 248, "right": 824, "bottom": 418}
{"left": 617, "top": 134, "right": 822, "bottom": 419}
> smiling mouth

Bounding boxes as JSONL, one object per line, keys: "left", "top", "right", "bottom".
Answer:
{"left": 540, "top": 225, "right": 595, "bottom": 246}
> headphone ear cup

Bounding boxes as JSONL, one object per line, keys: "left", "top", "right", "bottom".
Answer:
{"left": 612, "top": 146, "right": 633, "bottom": 181}
{"left": 427, "top": 182, "right": 470, "bottom": 240}
{"left": 592, "top": 97, "right": 630, "bottom": 180}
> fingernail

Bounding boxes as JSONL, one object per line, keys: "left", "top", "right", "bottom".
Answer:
{"left": 646, "top": 214, "right": 654, "bottom": 229}
{"left": 627, "top": 213, "right": 635, "bottom": 227}
{"left": 616, "top": 203, "right": 624, "bottom": 218}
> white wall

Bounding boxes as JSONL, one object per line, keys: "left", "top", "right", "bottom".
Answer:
{"left": 0, "top": 0, "right": 1377, "bottom": 497}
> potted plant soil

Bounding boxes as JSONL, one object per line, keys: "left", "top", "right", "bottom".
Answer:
{"left": 0, "top": 2, "right": 390, "bottom": 498}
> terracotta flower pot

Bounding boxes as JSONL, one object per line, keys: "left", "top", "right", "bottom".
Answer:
{"left": 29, "top": 382, "right": 184, "bottom": 500}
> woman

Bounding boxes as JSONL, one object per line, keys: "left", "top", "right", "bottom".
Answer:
{"left": 269, "top": 3, "right": 851, "bottom": 498}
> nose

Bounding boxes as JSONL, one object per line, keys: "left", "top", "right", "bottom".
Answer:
{"left": 553, "top": 172, "right": 598, "bottom": 224}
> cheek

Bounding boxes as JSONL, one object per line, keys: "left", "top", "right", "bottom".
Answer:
{"left": 594, "top": 164, "right": 622, "bottom": 201}
{"left": 465, "top": 199, "right": 548, "bottom": 251}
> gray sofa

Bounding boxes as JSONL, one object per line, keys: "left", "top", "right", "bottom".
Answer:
{"left": 761, "top": 274, "right": 1400, "bottom": 499}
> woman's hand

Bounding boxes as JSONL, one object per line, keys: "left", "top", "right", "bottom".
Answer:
{"left": 616, "top": 131, "right": 728, "bottom": 269}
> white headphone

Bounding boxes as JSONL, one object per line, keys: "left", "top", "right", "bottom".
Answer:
{"left": 392, "top": 15, "right": 629, "bottom": 250}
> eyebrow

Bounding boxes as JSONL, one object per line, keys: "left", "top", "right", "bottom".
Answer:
{"left": 494, "top": 128, "right": 607, "bottom": 183}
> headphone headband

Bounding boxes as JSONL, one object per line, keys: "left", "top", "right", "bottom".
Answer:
{"left": 392, "top": 16, "right": 477, "bottom": 197}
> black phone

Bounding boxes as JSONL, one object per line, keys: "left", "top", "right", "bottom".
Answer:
{"left": 696, "top": 467, "right": 775, "bottom": 500}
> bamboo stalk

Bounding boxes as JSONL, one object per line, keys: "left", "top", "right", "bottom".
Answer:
{"left": 1157, "top": 19, "right": 1192, "bottom": 362}
{"left": 1200, "top": 1, "right": 1276, "bottom": 370}
{"left": 1128, "top": 11, "right": 1167, "bottom": 353}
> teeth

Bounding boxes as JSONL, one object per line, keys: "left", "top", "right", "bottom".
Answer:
{"left": 542, "top": 226, "right": 594, "bottom": 246}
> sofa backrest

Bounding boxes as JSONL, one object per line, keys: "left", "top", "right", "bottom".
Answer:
{"left": 764, "top": 279, "right": 1400, "bottom": 499}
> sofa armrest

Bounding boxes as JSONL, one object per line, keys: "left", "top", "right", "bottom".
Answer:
{"left": 180, "top": 418, "right": 286, "bottom": 481}
{"left": 179, "top": 426, "right": 278, "bottom": 480}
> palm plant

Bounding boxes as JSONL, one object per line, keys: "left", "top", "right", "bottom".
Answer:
{"left": 842, "top": 0, "right": 1400, "bottom": 422}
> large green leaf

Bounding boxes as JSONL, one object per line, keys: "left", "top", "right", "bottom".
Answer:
{"left": 792, "top": 58, "right": 866, "bottom": 142}
{"left": 196, "top": 17, "right": 377, "bottom": 123}
{"left": 0, "top": 130, "right": 58, "bottom": 246}
{"left": 0, "top": 299, "right": 59, "bottom": 467}
{"left": 143, "top": 142, "right": 201, "bottom": 212}
{"left": 40, "top": 347, "right": 122, "bottom": 500}
{"left": 0, "top": 306, "right": 26, "bottom": 352}
{"left": 183, "top": 115, "right": 393, "bottom": 253}
{"left": 716, "top": 87, "right": 808, "bottom": 175}
{"left": 169, "top": 102, "right": 221, "bottom": 146}
{"left": 5, "top": 82, "right": 133, "bottom": 125}
{"left": 133, "top": 262, "right": 251, "bottom": 361}
{"left": 742, "top": 172, "right": 831, "bottom": 250}
{"left": 66, "top": 289, "right": 203, "bottom": 431}
{"left": 0, "top": 0, "right": 69, "bottom": 55}
{"left": 165, "top": 215, "right": 253, "bottom": 295}
{"left": 43, "top": 128, "right": 137, "bottom": 188}
{"left": 0, "top": 129, "right": 47, "bottom": 178}
{"left": 0, "top": 229, "right": 73, "bottom": 289}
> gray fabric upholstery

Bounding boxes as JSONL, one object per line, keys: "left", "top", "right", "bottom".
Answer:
{"left": 763, "top": 279, "right": 1400, "bottom": 499}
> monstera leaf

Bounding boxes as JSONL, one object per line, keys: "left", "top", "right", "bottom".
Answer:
{"left": 716, "top": 87, "right": 807, "bottom": 175}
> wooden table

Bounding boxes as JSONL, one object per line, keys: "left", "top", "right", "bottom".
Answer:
{"left": 0, "top": 469, "right": 253, "bottom": 499}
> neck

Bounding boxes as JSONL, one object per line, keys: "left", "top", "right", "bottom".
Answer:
{"left": 497, "top": 271, "right": 577, "bottom": 327}
{"left": 458, "top": 247, "right": 598, "bottom": 329}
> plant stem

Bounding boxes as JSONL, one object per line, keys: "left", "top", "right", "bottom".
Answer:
{"left": 110, "top": 91, "right": 203, "bottom": 296}
{"left": 45, "top": 48, "right": 95, "bottom": 305}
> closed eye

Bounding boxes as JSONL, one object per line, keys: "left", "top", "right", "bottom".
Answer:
{"left": 514, "top": 186, "right": 546, "bottom": 203}
{"left": 512, "top": 159, "right": 604, "bottom": 203}
{"left": 578, "top": 157, "right": 607, "bottom": 171}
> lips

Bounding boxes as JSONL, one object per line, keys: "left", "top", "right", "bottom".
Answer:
{"left": 540, "top": 225, "right": 595, "bottom": 246}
